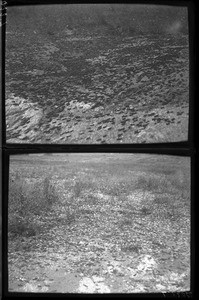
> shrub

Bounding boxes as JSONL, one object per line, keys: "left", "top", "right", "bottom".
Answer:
{"left": 73, "top": 180, "right": 93, "bottom": 198}
{"left": 8, "top": 214, "right": 37, "bottom": 237}
{"left": 106, "top": 181, "right": 131, "bottom": 196}
{"left": 136, "top": 174, "right": 171, "bottom": 193}
{"left": 153, "top": 196, "right": 170, "bottom": 205}
{"left": 169, "top": 169, "right": 190, "bottom": 196}
{"left": 9, "top": 177, "right": 26, "bottom": 216}
{"left": 136, "top": 169, "right": 190, "bottom": 196}
{"left": 8, "top": 175, "right": 58, "bottom": 237}
{"left": 73, "top": 181, "right": 84, "bottom": 198}
{"left": 43, "top": 177, "right": 58, "bottom": 206}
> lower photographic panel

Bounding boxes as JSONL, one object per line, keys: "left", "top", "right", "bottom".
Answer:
{"left": 8, "top": 153, "right": 190, "bottom": 293}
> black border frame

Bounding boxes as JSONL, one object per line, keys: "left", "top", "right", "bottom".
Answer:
{"left": 1, "top": 0, "right": 196, "bottom": 148}
{"left": 2, "top": 149, "right": 195, "bottom": 298}
{"left": 1, "top": 0, "right": 197, "bottom": 298}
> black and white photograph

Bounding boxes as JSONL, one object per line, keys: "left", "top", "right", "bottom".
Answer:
{"left": 8, "top": 153, "right": 190, "bottom": 293}
{"left": 5, "top": 4, "right": 189, "bottom": 144}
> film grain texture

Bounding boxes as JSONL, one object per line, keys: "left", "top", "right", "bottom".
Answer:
{"left": 5, "top": 4, "right": 189, "bottom": 144}
{"left": 8, "top": 153, "right": 190, "bottom": 293}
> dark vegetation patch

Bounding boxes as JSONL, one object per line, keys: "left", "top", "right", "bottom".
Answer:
{"left": 9, "top": 175, "right": 60, "bottom": 237}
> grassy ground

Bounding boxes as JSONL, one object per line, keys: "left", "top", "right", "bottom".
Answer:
{"left": 8, "top": 153, "right": 190, "bottom": 293}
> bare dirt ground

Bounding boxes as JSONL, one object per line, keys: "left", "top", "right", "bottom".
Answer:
{"left": 8, "top": 154, "right": 190, "bottom": 293}
{"left": 6, "top": 32, "right": 189, "bottom": 143}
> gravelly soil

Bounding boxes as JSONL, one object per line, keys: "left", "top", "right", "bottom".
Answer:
{"left": 8, "top": 154, "right": 190, "bottom": 293}
{"left": 6, "top": 32, "right": 189, "bottom": 143}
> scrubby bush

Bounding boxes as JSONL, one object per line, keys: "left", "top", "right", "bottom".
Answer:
{"left": 136, "top": 174, "right": 171, "bottom": 193}
{"left": 43, "top": 177, "right": 58, "bottom": 206}
{"left": 73, "top": 181, "right": 84, "bottom": 198}
{"left": 136, "top": 168, "right": 190, "bottom": 197}
{"left": 169, "top": 169, "right": 190, "bottom": 196}
{"left": 8, "top": 214, "right": 37, "bottom": 237}
{"left": 73, "top": 180, "right": 93, "bottom": 198}
{"left": 8, "top": 174, "right": 58, "bottom": 237}
{"left": 153, "top": 196, "right": 170, "bottom": 205}
{"left": 105, "top": 181, "right": 133, "bottom": 197}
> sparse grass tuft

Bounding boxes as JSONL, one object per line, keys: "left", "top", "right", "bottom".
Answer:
{"left": 43, "top": 177, "right": 58, "bottom": 206}
{"left": 86, "top": 194, "right": 99, "bottom": 205}
{"left": 140, "top": 206, "right": 151, "bottom": 216}
{"left": 136, "top": 174, "right": 171, "bottom": 192}
{"left": 169, "top": 169, "right": 190, "bottom": 192}
{"left": 106, "top": 181, "right": 133, "bottom": 197}
{"left": 73, "top": 181, "right": 84, "bottom": 198}
{"left": 73, "top": 180, "right": 93, "bottom": 198}
{"left": 153, "top": 196, "right": 170, "bottom": 205}
{"left": 120, "top": 219, "right": 132, "bottom": 227}
{"left": 121, "top": 243, "right": 141, "bottom": 254}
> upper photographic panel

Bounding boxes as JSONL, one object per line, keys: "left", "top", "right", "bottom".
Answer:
{"left": 5, "top": 4, "right": 189, "bottom": 144}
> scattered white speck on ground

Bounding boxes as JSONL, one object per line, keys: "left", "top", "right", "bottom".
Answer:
{"left": 78, "top": 277, "right": 110, "bottom": 293}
